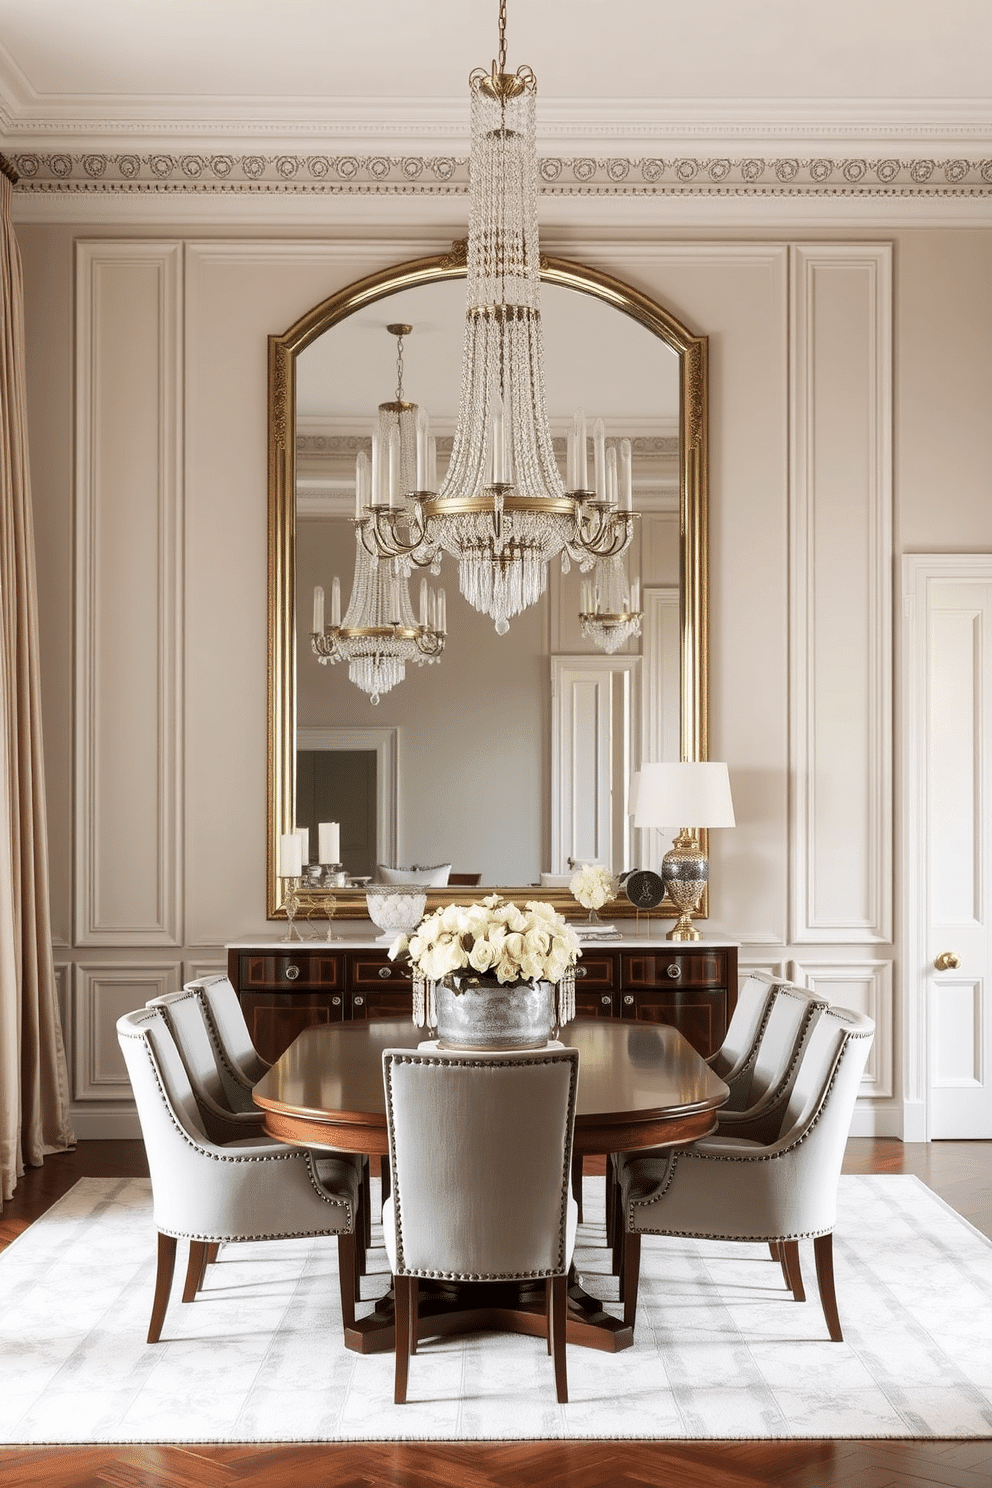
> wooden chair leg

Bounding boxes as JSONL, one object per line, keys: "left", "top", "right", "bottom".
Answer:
{"left": 605, "top": 1158, "right": 616, "bottom": 1248}
{"left": 769, "top": 1240, "right": 781, "bottom": 1260}
{"left": 205, "top": 1242, "right": 220, "bottom": 1265}
{"left": 380, "top": 1154, "right": 390, "bottom": 1208}
{"left": 182, "top": 1239, "right": 210, "bottom": 1302}
{"left": 781, "top": 1239, "right": 805, "bottom": 1302}
{"left": 393, "top": 1275, "right": 413, "bottom": 1404}
{"left": 337, "top": 1233, "right": 357, "bottom": 1331}
{"left": 147, "top": 1232, "right": 177, "bottom": 1343}
{"left": 813, "top": 1232, "right": 844, "bottom": 1341}
{"left": 571, "top": 1151, "right": 584, "bottom": 1223}
{"left": 409, "top": 1274, "right": 419, "bottom": 1357}
{"left": 622, "top": 1231, "right": 641, "bottom": 1328}
{"left": 361, "top": 1156, "right": 372, "bottom": 1250}
{"left": 549, "top": 1274, "right": 568, "bottom": 1404}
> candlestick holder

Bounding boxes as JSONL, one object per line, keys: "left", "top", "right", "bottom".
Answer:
{"left": 323, "top": 893, "right": 338, "bottom": 941}
{"left": 280, "top": 876, "right": 303, "bottom": 941}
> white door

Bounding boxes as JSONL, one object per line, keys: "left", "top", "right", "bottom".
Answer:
{"left": 907, "top": 561, "right": 992, "bottom": 1138}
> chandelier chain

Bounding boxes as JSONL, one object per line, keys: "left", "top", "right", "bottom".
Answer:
{"left": 497, "top": 0, "right": 507, "bottom": 75}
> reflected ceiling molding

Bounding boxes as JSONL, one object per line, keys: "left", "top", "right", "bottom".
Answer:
{"left": 10, "top": 150, "right": 992, "bottom": 196}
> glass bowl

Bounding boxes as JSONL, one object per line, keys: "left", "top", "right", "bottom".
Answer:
{"left": 365, "top": 885, "right": 428, "bottom": 942}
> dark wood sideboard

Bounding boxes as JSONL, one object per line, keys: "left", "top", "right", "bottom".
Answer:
{"left": 227, "top": 938, "right": 739, "bottom": 1064}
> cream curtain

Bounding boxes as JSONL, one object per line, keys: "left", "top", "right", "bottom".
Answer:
{"left": 0, "top": 158, "right": 74, "bottom": 1205}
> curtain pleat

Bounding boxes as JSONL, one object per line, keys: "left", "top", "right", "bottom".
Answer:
{"left": 0, "top": 162, "right": 74, "bottom": 1205}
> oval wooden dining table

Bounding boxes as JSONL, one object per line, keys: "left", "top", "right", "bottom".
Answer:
{"left": 253, "top": 1016, "right": 729, "bottom": 1354}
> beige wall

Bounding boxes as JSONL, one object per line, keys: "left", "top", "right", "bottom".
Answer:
{"left": 15, "top": 218, "right": 992, "bottom": 1136}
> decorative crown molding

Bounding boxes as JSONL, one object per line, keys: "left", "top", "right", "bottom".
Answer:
{"left": 10, "top": 149, "right": 992, "bottom": 198}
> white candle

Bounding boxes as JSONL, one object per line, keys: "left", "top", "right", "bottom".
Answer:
{"left": 312, "top": 584, "right": 324, "bottom": 634}
{"left": 630, "top": 577, "right": 641, "bottom": 613}
{"left": 318, "top": 821, "right": 340, "bottom": 864}
{"left": 606, "top": 443, "right": 618, "bottom": 505}
{"left": 416, "top": 406, "right": 429, "bottom": 491}
{"left": 370, "top": 432, "right": 382, "bottom": 506}
{"left": 279, "top": 832, "right": 302, "bottom": 878}
{"left": 566, "top": 429, "right": 576, "bottom": 491}
{"left": 593, "top": 418, "right": 606, "bottom": 501}
{"left": 428, "top": 434, "right": 437, "bottom": 491}
{"left": 620, "top": 437, "right": 633, "bottom": 509}
{"left": 295, "top": 827, "right": 309, "bottom": 866}
{"left": 573, "top": 409, "right": 587, "bottom": 490}
{"left": 331, "top": 575, "right": 341, "bottom": 627}
{"left": 419, "top": 577, "right": 428, "bottom": 627}
{"left": 438, "top": 587, "right": 446, "bottom": 633}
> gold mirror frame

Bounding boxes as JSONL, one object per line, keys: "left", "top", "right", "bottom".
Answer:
{"left": 268, "top": 248, "right": 708, "bottom": 919}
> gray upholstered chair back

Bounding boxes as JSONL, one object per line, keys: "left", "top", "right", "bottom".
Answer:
{"left": 723, "top": 980, "right": 825, "bottom": 1113}
{"left": 147, "top": 987, "right": 261, "bottom": 1138}
{"left": 707, "top": 973, "right": 779, "bottom": 1080}
{"left": 186, "top": 973, "right": 271, "bottom": 1087}
{"left": 117, "top": 1006, "right": 355, "bottom": 1242}
{"left": 382, "top": 1047, "right": 579, "bottom": 1280}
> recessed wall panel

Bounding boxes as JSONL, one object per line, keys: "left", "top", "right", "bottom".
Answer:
{"left": 75, "top": 243, "right": 182, "bottom": 945}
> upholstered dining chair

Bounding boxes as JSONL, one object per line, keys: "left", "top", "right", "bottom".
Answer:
{"left": 715, "top": 980, "right": 828, "bottom": 1139}
{"left": 184, "top": 973, "right": 271, "bottom": 1089}
{"left": 616, "top": 1005, "right": 874, "bottom": 1339}
{"left": 381, "top": 1045, "right": 580, "bottom": 1405}
{"left": 177, "top": 975, "right": 373, "bottom": 1264}
{"left": 604, "top": 975, "right": 806, "bottom": 1260}
{"left": 117, "top": 1006, "right": 359, "bottom": 1343}
{"left": 147, "top": 987, "right": 266, "bottom": 1143}
{"left": 706, "top": 973, "right": 781, "bottom": 1083}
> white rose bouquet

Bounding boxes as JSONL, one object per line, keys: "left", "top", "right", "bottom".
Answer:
{"left": 569, "top": 863, "right": 618, "bottom": 913}
{"left": 390, "top": 894, "right": 581, "bottom": 1029}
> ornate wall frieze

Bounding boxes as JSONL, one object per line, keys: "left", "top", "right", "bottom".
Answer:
{"left": 11, "top": 150, "right": 992, "bottom": 196}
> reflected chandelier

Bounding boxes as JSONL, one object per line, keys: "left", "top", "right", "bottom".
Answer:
{"left": 360, "top": 0, "right": 634, "bottom": 634}
{"left": 311, "top": 327, "right": 445, "bottom": 704}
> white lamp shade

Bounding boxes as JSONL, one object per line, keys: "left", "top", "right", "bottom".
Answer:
{"left": 634, "top": 762, "right": 735, "bottom": 830}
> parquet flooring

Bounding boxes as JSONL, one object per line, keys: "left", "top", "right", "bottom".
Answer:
{"left": 1, "top": 1140, "right": 990, "bottom": 1488}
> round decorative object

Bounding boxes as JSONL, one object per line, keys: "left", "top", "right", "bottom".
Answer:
{"left": 365, "top": 886, "right": 427, "bottom": 941}
{"left": 436, "top": 977, "right": 556, "bottom": 1050}
{"left": 623, "top": 869, "right": 666, "bottom": 911}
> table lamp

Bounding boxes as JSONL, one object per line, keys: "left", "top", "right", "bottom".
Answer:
{"left": 634, "top": 762, "right": 735, "bottom": 941}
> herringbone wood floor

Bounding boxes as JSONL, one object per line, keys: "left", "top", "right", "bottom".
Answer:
{"left": 1, "top": 1139, "right": 990, "bottom": 1488}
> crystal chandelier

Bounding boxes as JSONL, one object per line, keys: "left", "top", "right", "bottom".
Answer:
{"left": 580, "top": 553, "right": 643, "bottom": 654}
{"left": 359, "top": 0, "right": 635, "bottom": 634}
{"left": 311, "top": 329, "right": 445, "bottom": 704}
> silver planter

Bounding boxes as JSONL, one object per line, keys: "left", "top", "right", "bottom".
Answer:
{"left": 436, "top": 977, "right": 556, "bottom": 1050}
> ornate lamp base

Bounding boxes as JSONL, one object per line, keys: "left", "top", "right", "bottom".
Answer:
{"left": 661, "top": 829, "right": 708, "bottom": 942}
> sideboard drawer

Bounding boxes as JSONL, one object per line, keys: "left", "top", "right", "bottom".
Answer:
{"left": 237, "top": 952, "right": 345, "bottom": 991}
{"left": 239, "top": 990, "right": 344, "bottom": 1064}
{"left": 622, "top": 950, "right": 728, "bottom": 988}
{"left": 350, "top": 954, "right": 413, "bottom": 989}
{"left": 573, "top": 953, "right": 617, "bottom": 991}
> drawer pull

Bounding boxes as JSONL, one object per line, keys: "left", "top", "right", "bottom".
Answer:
{"left": 665, "top": 963, "right": 682, "bottom": 980}
{"left": 331, "top": 996, "right": 341, "bottom": 1006}
{"left": 285, "top": 964, "right": 301, "bottom": 982}
{"left": 576, "top": 965, "right": 587, "bottom": 978}
{"left": 623, "top": 994, "right": 634, "bottom": 1006}
{"left": 378, "top": 965, "right": 393, "bottom": 979}
{"left": 600, "top": 995, "right": 612, "bottom": 1006}
{"left": 354, "top": 995, "right": 365, "bottom": 1007}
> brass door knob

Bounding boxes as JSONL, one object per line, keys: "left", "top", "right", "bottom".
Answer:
{"left": 934, "top": 951, "right": 961, "bottom": 971}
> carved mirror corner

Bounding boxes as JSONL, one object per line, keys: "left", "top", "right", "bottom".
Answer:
{"left": 267, "top": 249, "right": 709, "bottom": 920}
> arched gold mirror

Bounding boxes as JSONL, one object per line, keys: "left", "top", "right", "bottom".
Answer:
{"left": 268, "top": 248, "right": 708, "bottom": 919}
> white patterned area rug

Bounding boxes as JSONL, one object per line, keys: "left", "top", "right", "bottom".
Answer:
{"left": 1, "top": 1173, "right": 991, "bottom": 1443}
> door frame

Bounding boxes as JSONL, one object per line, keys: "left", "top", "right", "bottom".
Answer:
{"left": 900, "top": 554, "right": 992, "bottom": 1141}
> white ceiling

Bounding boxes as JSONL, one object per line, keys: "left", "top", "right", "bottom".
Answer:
{"left": 1, "top": 0, "right": 988, "bottom": 150}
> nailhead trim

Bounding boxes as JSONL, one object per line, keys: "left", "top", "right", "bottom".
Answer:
{"left": 119, "top": 1014, "right": 354, "bottom": 1229}
{"left": 384, "top": 1048, "right": 578, "bottom": 1280}
{"left": 624, "top": 1029, "right": 873, "bottom": 1236}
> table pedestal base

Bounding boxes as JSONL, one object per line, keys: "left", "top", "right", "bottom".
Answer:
{"left": 343, "top": 1266, "right": 633, "bottom": 1355}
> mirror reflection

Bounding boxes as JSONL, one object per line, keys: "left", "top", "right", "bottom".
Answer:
{"left": 268, "top": 252, "right": 709, "bottom": 916}
{"left": 296, "top": 279, "right": 677, "bottom": 886}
